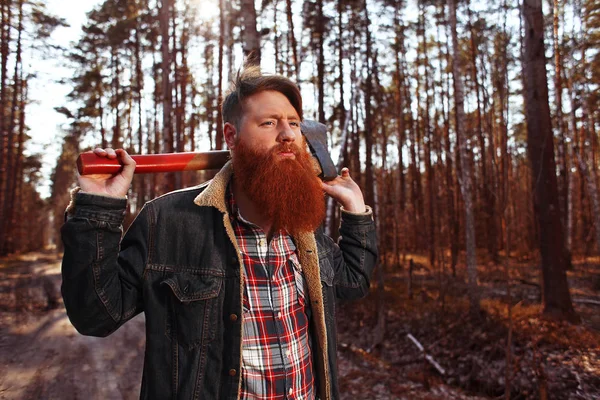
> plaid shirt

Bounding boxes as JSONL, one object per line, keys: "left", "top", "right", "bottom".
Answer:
{"left": 228, "top": 186, "right": 316, "bottom": 400}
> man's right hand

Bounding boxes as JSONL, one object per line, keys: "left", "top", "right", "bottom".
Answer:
{"left": 77, "top": 148, "right": 136, "bottom": 198}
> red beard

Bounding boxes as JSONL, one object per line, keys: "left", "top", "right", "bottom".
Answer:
{"left": 232, "top": 138, "right": 326, "bottom": 235}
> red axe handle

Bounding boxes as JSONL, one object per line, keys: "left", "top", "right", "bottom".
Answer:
{"left": 77, "top": 151, "right": 231, "bottom": 175}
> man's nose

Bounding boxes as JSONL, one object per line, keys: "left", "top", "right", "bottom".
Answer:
{"left": 277, "top": 122, "right": 297, "bottom": 143}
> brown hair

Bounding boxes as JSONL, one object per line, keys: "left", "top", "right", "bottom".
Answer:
{"left": 222, "top": 67, "right": 303, "bottom": 129}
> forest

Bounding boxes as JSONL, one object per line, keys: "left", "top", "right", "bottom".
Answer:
{"left": 0, "top": 0, "right": 599, "bottom": 399}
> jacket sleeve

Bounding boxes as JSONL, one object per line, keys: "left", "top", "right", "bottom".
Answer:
{"left": 329, "top": 206, "right": 378, "bottom": 300}
{"left": 61, "top": 191, "right": 150, "bottom": 337}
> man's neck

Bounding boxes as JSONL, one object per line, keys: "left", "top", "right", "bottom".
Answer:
{"left": 231, "top": 178, "right": 274, "bottom": 239}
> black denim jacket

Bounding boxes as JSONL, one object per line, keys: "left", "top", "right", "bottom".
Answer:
{"left": 61, "top": 163, "right": 378, "bottom": 400}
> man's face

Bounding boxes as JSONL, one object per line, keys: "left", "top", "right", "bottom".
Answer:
{"left": 227, "top": 90, "right": 303, "bottom": 158}
{"left": 226, "top": 90, "right": 326, "bottom": 234}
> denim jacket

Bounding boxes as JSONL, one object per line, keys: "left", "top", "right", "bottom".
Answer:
{"left": 61, "top": 163, "right": 378, "bottom": 400}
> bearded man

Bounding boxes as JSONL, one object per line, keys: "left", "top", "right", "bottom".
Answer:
{"left": 61, "top": 67, "right": 378, "bottom": 400}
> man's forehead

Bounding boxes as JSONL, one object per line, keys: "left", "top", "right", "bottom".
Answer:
{"left": 242, "top": 91, "right": 300, "bottom": 118}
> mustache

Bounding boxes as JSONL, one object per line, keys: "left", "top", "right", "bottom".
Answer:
{"left": 271, "top": 142, "right": 304, "bottom": 156}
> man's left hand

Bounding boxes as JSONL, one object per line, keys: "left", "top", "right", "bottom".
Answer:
{"left": 321, "top": 168, "right": 367, "bottom": 213}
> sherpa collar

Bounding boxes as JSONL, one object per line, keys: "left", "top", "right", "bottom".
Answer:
{"left": 193, "top": 161, "right": 233, "bottom": 212}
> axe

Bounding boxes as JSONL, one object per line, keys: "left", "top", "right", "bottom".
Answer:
{"left": 77, "top": 120, "right": 338, "bottom": 181}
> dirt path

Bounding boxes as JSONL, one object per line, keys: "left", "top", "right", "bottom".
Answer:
{"left": 0, "top": 251, "right": 145, "bottom": 400}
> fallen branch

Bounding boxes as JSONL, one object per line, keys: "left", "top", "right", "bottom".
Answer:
{"left": 406, "top": 333, "right": 446, "bottom": 375}
{"left": 573, "top": 298, "right": 600, "bottom": 306}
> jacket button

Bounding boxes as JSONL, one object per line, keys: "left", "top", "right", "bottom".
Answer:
{"left": 230, "top": 313, "right": 238, "bottom": 322}
{"left": 229, "top": 369, "right": 237, "bottom": 376}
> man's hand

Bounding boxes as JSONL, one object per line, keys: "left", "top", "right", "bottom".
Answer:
{"left": 77, "top": 148, "right": 136, "bottom": 198}
{"left": 321, "top": 167, "right": 366, "bottom": 213}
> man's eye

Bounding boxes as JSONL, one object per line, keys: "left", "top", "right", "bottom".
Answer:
{"left": 262, "top": 121, "right": 275, "bottom": 126}
{"left": 290, "top": 122, "right": 300, "bottom": 127}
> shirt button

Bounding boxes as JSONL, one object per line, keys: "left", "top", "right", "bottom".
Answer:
{"left": 230, "top": 314, "right": 238, "bottom": 322}
{"left": 286, "top": 350, "right": 291, "bottom": 358}
{"left": 277, "top": 312, "right": 282, "bottom": 319}
{"left": 229, "top": 369, "right": 237, "bottom": 376}
{"left": 288, "top": 388, "right": 293, "bottom": 395}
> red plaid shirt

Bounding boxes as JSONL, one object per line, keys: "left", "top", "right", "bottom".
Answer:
{"left": 228, "top": 185, "right": 316, "bottom": 400}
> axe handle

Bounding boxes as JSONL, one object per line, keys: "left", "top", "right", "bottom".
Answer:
{"left": 77, "top": 151, "right": 231, "bottom": 175}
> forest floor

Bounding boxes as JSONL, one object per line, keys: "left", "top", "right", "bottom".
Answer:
{"left": 336, "top": 252, "right": 600, "bottom": 400}
{"left": 0, "top": 249, "right": 598, "bottom": 400}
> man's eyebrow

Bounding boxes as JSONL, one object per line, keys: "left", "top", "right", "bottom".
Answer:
{"left": 258, "top": 113, "right": 300, "bottom": 120}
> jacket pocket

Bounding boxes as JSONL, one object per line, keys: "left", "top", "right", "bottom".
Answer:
{"left": 162, "top": 272, "right": 223, "bottom": 350}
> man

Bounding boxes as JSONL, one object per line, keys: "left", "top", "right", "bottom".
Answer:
{"left": 61, "top": 67, "right": 377, "bottom": 400}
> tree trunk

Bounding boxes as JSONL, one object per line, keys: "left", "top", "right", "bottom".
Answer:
{"left": 441, "top": 11, "right": 459, "bottom": 275}
{"left": 372, "top": 52, "right": 386, "bottom": 348}
{"left": 216, "top": 0, "right": 225, "bottom": 149}
{"left": 337, "top": 0, "right": 345, "bottom": 132}
{"left": 394, "top": 7, "right": 406, "bottom": 213}
{"left": 1, "top": 0, "right": 21, "bottom": 254}
{"left": 241, "top": 0, "right": 260, "bottom": 66}
{"left": 0, "top": 0, "right": 12, "bottom": 244}
{"left": 7, "top": 72, "right": 26, "bottom": 253}
{"left": 449, "top": 0, "right": 479, "bottom": 314}
{"left": 111, "top": 46, "right": 122, "bottom": 148}
{"left": 419, "top": 1, "right": 435, "bottom": 268}
{"left": 286, "top": 0, "right": 299, "bottom": 77}
{"left": 521, "top": 0, "right": 578, "bottom": 322}
{"left": 225, "top": 0, "right": 234, "bottom": 81}
{"left": 362, "top": 0, "right": 375, "bottom": 210}
{"left": 160, "top": 0, "right": 174, "bottom": 194}
{"left": 552, "top": 0, "right": 570, "bottom": 247}
{"left": 134, "top": 19, "right": 145, "bottom": 210}
{"left": 172, "top": 4, "right": 182, "bottom": 189}
{"left": 316, "top": 0, "right": 325, "bottom": 124}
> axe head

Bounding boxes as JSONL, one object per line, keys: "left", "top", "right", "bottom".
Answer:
{"left": 301, "top": 120, "right": 337, "bottom": 181}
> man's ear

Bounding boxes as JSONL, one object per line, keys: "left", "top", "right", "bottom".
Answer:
{"left": 224, "top": 122, "right": 237, "bottom": 149}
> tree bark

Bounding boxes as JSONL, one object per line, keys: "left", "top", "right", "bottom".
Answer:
{"left": 316, "top": 0, "right": 325, "bottom": 124}
{"left": 134, "top": 16, "right": 145, "bottom": 210}
{"left": 394, "top": 7, "right": 406, "bottom": 213}
{"left": 449, "top": 0, "right": 479, "bottom": 314}
{"left": 216, "top": 0, "right": 225, "bottom": 149}
{"left": 0, "top": 0, "right": 12, "bottom": 240}
{"left": 286, "top": 0, "right": 299, "bottom": 77}
{"left": 362, "top": 0, "right": 375, "bottom": 210}
{"left": 1, "top": 0, "right": 21, "bottom": 254}
{"left": 372, "top": 52, "right": 386, "bottom": 348}
{"left": 441, "top": 9, "right": 459, "bottom": 275}
{"left": 419, "top": 1, "right": 435, "bottom": 268}
{"left": 552, "top": 0, "right": 570, "bottom": 246}
{"left": 521, "top": 0, "right": 578, "bottom": 322}
{"left": 241, "top": 0, "right": 260, "bottom": 66}
{"left": 160, "top": 0, "right": 174, "bottom": 194}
